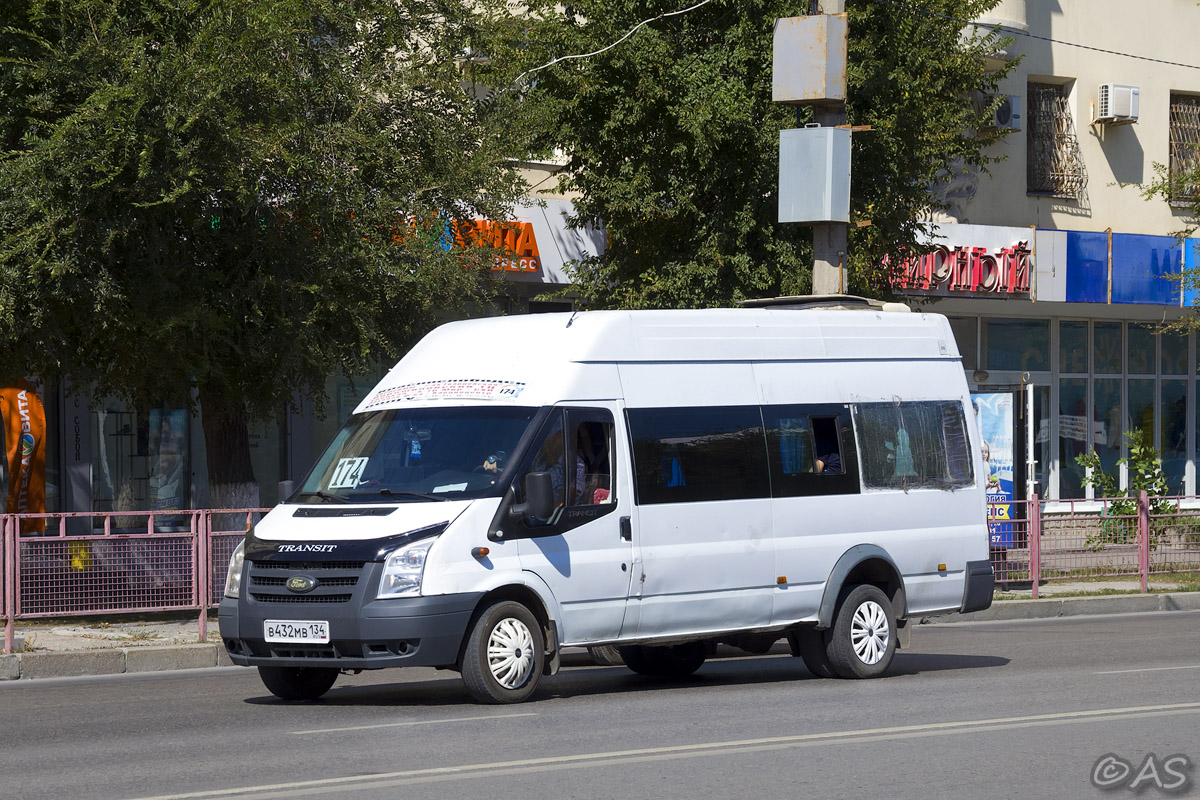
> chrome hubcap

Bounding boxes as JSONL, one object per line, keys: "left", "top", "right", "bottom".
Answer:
{"left": 850, "top": 600, "right": 890, "bottom": 665}
{"left": 487, "top": 617, "right": 535, "bottom": 689}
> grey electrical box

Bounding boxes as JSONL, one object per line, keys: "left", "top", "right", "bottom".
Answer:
{"left": 772, "top": 14, "right": 848, "bottom": 104}
{"left": 779, "top": 127, "right": 852, "bottom": 224}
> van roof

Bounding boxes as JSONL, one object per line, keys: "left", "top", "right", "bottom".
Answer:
{"left": 355, "top": 309, "right": 960, "bottom": 413}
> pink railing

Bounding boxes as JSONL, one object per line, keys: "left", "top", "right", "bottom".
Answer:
{"left": 990, "top": 493, "right": 1200, "bottom": 599}
{"left": 2, "top": 508, "right": 268, "bottom": 653}
{"left": 5, "top": 496, "right": 1200, "bottom": 653}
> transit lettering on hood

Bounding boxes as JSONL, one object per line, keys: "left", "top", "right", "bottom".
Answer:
{"left": 277, "top": 544, "right": 338, "bottom": 553}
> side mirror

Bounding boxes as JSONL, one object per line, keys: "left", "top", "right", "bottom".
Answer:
{"left": 509, "top": 471, "right": 555, "bottom": 523}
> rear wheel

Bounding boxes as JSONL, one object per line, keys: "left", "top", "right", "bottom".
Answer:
{"left": 257, "top": 666, "right": 338, "bottom": 701}
{"left": 826, "top": 584, "right": 897, "bottom": 679}
{"left": 462, "top": 601, "right": 545, "bottom": 704}
{"left": 618, "top": 642, "right": 706, "bottom": 677}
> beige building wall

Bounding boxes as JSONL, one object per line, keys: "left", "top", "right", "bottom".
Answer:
{"left": 944, "top": 0, "right": 1200, "bottom": 236}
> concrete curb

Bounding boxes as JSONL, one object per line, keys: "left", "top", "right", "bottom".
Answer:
{"left": 4, "top": 592, "right": 1198, "bottom": 681}
{"left": 3, "top": 644, "right": 227, "bottom": 680}
{"left": 919, "top": 591, "right": 1200, "bottom": 624}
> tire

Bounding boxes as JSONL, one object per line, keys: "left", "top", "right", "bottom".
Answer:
{"left": 586, "top": 645, "right": 625, "bottom": 666}
{"left": 788, "top": 628, "right": 837, "bottom": 679}
{"left": 257, "top": 666, "right": 339, "bottom": 701}
{"left": 462, "top": 601, "right": 545, "bottom": 704}
{"left": 826, "top": 584, "right": 897, "bottom": 679}
{"left": 618, "top": 642, "right": 706, "bottom": 677}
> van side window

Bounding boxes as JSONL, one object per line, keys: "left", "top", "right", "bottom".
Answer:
{"left": 854, "top": 401, "right": 975, "bottom": 490}
{"left": 567, "top": 410, "right": 616, "bottom": 506}
{"left": 627, "top": 406, "right": 769, "bottom": 504}
{"left": 763, "top": 405, "right": 860, "bottom": 497}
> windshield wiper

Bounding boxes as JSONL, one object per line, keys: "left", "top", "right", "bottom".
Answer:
{"left": 295, "top": 491, "right": 351, "bottom": 504}
{"left": 361, "top": 488, "right": 451, "bottom": 502}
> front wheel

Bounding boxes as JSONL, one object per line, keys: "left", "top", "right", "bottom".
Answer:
{"left": 827, "top": 584, "right": 897, "bottom": 679}
{"left": 462, "top": 601, "right": 545, "bottom": 704}
{"left": 258, "top": 666, "right": 338, "bottom": 701}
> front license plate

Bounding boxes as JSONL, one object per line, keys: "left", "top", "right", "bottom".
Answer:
{"left": 264, "top": 620, "right": 330, "bottom": 644}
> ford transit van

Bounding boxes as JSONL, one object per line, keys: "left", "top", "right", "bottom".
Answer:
{"left": 218, "top": 307, "right": 994, "bottom": 703}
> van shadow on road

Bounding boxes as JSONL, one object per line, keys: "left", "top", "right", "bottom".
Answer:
{"left": 240, "top": 651, "right": 1009, "bottom": 707}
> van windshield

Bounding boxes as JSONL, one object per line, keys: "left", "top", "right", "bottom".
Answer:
{"left": 296, "top": 406, "right": 538, "bottom": 503}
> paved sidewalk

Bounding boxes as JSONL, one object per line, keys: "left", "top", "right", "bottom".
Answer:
{"left": 4, "top": 584, "right": 1200, "bottom": 681}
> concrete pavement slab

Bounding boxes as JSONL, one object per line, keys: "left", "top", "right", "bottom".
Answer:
{"left": 124, "top": 644, "right": 221, "bottom": 673}
{"left": 19, "top": 649, "right": 125, "bottom": 679}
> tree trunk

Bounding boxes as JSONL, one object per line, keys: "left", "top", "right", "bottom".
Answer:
{"left": 200, "top": 394, "right": 261, "bottom": 512}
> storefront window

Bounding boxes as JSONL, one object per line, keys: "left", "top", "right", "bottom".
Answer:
{"left": 947, "top": 317, "right": 978, "bottom": 371}
{"left": 1058, "top": 378, "right": 1087, "bottom": 499}
{"left": 1128, "top": 325, "right": 1156, "bottom": 375}
{"left": 1161, "top": 331, "right": 1188, "bottom": 376}
{"left": 1093, "top": 378, "right": 1122, "bottom": 485}
{"left": 1162, "top": 380, "right": 1187, "bottom": 495}
{"left": 1059, "top": 321, "right": 1088, "bottom": 374}
{"left": 1128, "top": 379, "right": 1155, "bottom": 444}
{"left": 93, "top": 402, "right": 190, "bottom": 528}
{"left": 1093, "top": 322, "right": 1122, "bottom": 374}
{"left": 983, "top": 319, "right": 1049, "bottom": 372}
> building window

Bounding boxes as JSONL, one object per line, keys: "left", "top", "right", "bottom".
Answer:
{"left": 1027, "top": 82, "right": 1087, "bottom": 199}
{"left": 1169, "top": 94, "right": 1200, "bottom": 202}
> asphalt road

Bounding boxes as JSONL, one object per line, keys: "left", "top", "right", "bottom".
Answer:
{"left": 3, "top": 611, "right": 1199, "bottom": 800}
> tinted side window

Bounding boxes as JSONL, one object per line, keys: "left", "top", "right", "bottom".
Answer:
{"left": 764, "top": 405, "right": 860, "bottom": 497}
{"left": 854, "top": 401, "right": 975, "bottom": 490}
{"left": 628, "top": 406, "right": 770, "bottom": 504}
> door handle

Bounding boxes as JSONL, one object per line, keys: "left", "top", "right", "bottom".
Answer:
{"left": 620, "top": 516, "right": 632, "bottom": 541}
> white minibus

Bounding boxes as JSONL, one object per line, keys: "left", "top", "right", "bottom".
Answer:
{"left": 219, "top": 305, "right": 993, "bottom": 703}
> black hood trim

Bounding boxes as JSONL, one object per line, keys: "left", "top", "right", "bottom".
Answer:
{"left": 244, "top": 522, "right": 449, "bottom": 562}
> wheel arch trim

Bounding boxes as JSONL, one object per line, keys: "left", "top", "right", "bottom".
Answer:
{"left": 816, "top": 545, "right": 907, "bottom": 629}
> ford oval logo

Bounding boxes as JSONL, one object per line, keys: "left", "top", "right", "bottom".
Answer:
{"left": 286, "top": 575, "right": 317, "bottom": 593}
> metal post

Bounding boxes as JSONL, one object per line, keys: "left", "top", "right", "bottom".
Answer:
{"left": 3, "top": 516, "right": 14, "bottom": 654}
{"left": 813, "top": 0, "right": 847, "bottom": 295}
{"left": 198, "top": 510, "right": 209, "bottom": 643}
{"left": 1029, "top": 494, "right": 1041, "bottom": 600}
{"left": 1138, "top": 490, "right": 1150, "bottom": 594}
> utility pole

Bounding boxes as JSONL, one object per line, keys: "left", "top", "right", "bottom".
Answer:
{"left": 774, "top": 2, "right": 851, "bottom": 296}
{"left": 811, "top": 0, "right": 846, "bottom": 295}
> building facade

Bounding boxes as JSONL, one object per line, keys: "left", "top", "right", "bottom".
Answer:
{"left": 891, "top": 0, "right": 1200, "bottom": 507}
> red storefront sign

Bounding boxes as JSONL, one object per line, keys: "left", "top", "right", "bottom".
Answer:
{"left": 890, "top": 241, "right": 1032, "bottom": 295}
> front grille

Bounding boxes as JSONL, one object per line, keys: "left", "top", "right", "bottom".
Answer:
{"left": 250, "top": 593, "right": 352, "bottom": 604}
{"left": 252, "top": 560, "right": 366, "bottom": 571}
{"left": 247, "top": 558, "right": 368, "bottom": 606}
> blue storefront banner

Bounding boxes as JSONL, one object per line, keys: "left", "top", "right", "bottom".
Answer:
{"left": 1065, "top": 231, "right": 1186, "bottom": 305}
{"left": 973, "top": 392, "right": 1015, "bottom": 548}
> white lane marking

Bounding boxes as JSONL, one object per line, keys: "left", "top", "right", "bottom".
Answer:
{"left": 1095, "top": 664, "right": 1200, "bottom": 675}
{"left": 290, "top": 712, "right": 537, "bottom": 735}
{"left": 128, "top": 701, "right": 1200, "bottom": 800}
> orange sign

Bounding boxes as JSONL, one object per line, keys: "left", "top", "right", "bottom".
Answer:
{"left": 393, "top": 216, "right": 543, "bottom": 274}
{"left": 2, "top": 380, "right": 47, "bottom": 532}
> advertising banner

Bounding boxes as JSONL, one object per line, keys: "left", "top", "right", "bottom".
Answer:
{"left": 1, "top": 380, "right": 47, "bottom": 533}
{"left": 973, "top": 392, "right": 1014, "bottom": 548}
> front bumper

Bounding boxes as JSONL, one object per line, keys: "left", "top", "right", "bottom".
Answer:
{"left": 219, "top": 591, "right": 484, "bottom": 670}
{"left": 960, "top": 559, "right": 995, "bottom": 613}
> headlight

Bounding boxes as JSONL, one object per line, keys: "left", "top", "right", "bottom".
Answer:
{"left": 224, "top": 541, "right": 245, "bottom": 599}
{"left": 378, "top": 539, "right": 435, "bottom": 599}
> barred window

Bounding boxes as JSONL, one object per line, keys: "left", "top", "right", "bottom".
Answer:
{"left": 1169, "top": 94, "right": 1200, "bottom": 202}
{"left": 1027, "top": 82, "right": 1087, "bottom": 199}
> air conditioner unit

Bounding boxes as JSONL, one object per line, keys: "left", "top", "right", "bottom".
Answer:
{"left": 1096, "top": 83, "right": 1139, "bottom": 124}
{"left": 989, "top": 94, "right": 1022, "bottom": 130}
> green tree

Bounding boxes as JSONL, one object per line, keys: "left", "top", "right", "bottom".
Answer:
{"left": 495, "top": 0, "right": 1015, "bottom": 307}
{"left": 0, "top": 0, "right": 525, "bottom": 505}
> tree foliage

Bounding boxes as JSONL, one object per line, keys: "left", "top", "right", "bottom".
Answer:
{"left": 0, "top": 0, "right": 524, "bottom": 493}
{"left": 497, "top": 0, "right": 1015, "bottom": 307}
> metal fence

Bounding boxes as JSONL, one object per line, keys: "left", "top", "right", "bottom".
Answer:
{"left": 990, "top": 493, "right": 1200, "bottom": 599}
{"left": 5, "top": 496, "right": 1200, "bottom": 653}
{"left": 2, "top": 509, "right": 266, "bottom": 653}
